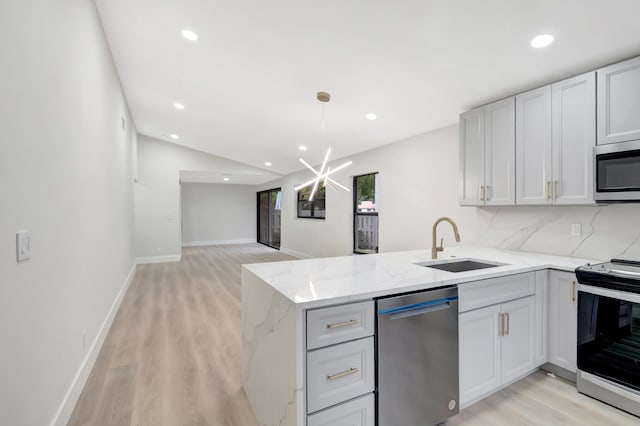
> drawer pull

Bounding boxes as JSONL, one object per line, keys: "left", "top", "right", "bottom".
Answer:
{"left": 327, "top": 319, "right": 359, "bottom": 329}
{"left": 327, "top": 367, "right": 359, "bottom": 381}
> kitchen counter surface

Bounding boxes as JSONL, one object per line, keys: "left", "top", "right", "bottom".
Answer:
{"left": 242, "top": 245, "right": 598, "bottom": 309}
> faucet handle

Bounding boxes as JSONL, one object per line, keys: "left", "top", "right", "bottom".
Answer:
{"left": 437, "top": 238, "right": 444, "bottom": 252}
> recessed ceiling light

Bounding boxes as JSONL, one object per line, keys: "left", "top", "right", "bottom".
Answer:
{"left": 173, "top": 103, "right": 185, "bottom": 110}
{"left": 264, "top": 161, "right": 272, "bottom": 167}
{"left": 366, "top": 113, "right": 377, "bottom": 121}
{"left": 299, "top": 145, "right": 307, "bottom": 151}
{"left": 170, "top": 134, "right": 179, "bottom": 140}
{"left": 182, "top": 29, "right": 198, "bottom": 41}
{"left": 223, "top": 177, "right": 230, "bottom": 182}
{"left": 531, "top": 34, "right": 554, "bottom": 49}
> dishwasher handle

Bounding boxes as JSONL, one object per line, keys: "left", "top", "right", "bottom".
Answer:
{"left": 378, "top": 296, "right": 458, "bottom": 320}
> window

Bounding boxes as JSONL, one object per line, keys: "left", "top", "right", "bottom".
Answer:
{"left": 297, "top": 185, "right": 326, "bottom": 219}
{"left": 257, "top": 188, "right": 281, "bottom": 249}
{"left": 354, "top": 173, "right": 379, "bottom": 254}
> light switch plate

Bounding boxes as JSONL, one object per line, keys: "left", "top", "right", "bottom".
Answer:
{"left": 571, "top": 224, "right": 582, "bottom": 237}
{"left": 16, "top": 231, "right": 30, "bottom": 262}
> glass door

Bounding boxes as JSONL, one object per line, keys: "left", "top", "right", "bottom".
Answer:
{"left": 257, "top": 188, "right": 281, "bottom": 249}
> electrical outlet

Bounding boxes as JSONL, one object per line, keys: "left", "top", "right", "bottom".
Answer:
{"left": 16, "top": 231, "right": 30, "bottom": 262}
{"left": 571, "top": 224, "right": 582, "bottom": 237}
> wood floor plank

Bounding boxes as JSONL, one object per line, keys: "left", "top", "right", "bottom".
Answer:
{"left": 69, "top": 244, "right": 639, "bottom": 426}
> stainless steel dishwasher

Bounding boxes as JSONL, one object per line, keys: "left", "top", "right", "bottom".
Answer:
{"left": 377, "top": 285, "right": 459, "bottom": 426}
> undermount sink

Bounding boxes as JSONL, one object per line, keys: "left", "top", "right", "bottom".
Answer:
{"left": 415, "top": 259, "right": 504, "bottom": 273}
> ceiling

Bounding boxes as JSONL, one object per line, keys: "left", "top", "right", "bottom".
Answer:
{"left": 96, "top": 0, "right": 640, "bottom": 175}
{"left": 180, "top": 170, "right": 275, "bottom": 185}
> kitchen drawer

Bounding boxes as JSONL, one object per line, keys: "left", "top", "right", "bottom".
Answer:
{"left": 307, "top": 301, "right": 374, "bottom": 350}
{"left": 307, "top": 393, "right": 375, "bottom": 426}
{"left": 307, "top": 337, "right": 375, "bottom": 414}
{"left": 458, "top": 272, "right": 535, "bottom": 313}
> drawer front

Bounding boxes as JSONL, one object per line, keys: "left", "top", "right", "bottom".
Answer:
{"left": 307, "top": 337, "right": 375, "bottom": 414}
{"left": 307, "top": 301, "right": 374, "bottom": 350}
{"left": 459, "top": 272, "right": 535, "bottom": 313}
{"left": 307, "top": 393, "right": 375, "bottom": 426}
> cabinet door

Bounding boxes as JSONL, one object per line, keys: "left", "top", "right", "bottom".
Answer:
{"left": 552, "top": 72, "right": 596, "bottom": 205}
{"left": 597, "top": 56, "right": 640, "bottom": 145}
{"left": 516, "top": 86, "right": 553, "bottom": 205}
{"left": 307, "top": 393, "right": 374, "bottom": 426}
{"left": 460, "top": 108, "right": 485, "bottom": 206}
{"left": 548, "top": 271, "right": 577, "bottom": 373}
{"left": 501, "top": 296, "right": 536, "bottom": 384}
{"left": 484, "top": 97, "right": 516, "bottom": 205}
{"left": 459, "top": 304, "right": 501, "bottom": 407}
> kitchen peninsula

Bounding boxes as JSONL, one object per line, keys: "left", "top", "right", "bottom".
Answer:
{"left": 241, "top": 246, "right": 594, "bottom": 426}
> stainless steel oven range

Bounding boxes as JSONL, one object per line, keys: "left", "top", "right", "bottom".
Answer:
{"left": 575, "top": 259, "right": 640, "bottom": 417}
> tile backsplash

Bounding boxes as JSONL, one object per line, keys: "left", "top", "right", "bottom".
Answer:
{"left": 471, "top": 204, "right": 640, "bottom": 261}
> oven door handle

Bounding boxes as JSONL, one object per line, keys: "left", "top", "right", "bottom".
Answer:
{"left": 578, "top": 283, "right": 640, "bottom": 303}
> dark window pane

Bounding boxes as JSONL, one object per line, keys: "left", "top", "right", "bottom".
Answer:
{"left": 297, "top": 185, "right": 326, "bottom": 219}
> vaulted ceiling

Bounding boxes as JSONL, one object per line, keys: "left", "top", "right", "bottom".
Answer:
{"left": 96, "top": 0, "right": 640, "bottom": 174}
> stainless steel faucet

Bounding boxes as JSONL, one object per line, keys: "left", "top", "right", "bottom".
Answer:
{"left": 432, "top": 217, "right": 461, "bottom": 259}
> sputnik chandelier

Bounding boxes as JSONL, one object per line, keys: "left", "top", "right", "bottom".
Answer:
{"left": 294, "top": 92, "right": 353, "bottom": 202}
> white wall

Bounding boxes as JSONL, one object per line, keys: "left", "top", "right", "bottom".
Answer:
{"left": 260, "top": 123, "right": 640, "bottom": 261}
{"left": 0, "top": 1, "right": 137, "bottom": 425}
{"left": 135, "top": 135, "right": 270, "bottom": 261}
{"left": 258, "top": 125, "right": 477, "bottom": 258}
{"left": 181, "top": 183, "right": 256, "bottom": 246}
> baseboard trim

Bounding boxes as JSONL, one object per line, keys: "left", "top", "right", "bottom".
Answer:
{"left": 280, "top": 247, "right": 314, "bottom": 259}
{"left": 51, "top": 263, "right": 136, "bottom": 426}
{"left": 135, "top": 254, "right": 181, "bottom": 264}
{"left": 182, "top": 238, "right": 256, "bottom": 247}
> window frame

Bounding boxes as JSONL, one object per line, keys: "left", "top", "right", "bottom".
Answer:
{"left": 353, "top": 172, "right": 379, "bottom": 254}
{"left": 296, "top": 184, "right": 326, "bottom": 220}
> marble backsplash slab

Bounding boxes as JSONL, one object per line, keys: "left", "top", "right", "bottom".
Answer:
{"left": 470, "top": 204, "right": 640, "bottom": 262}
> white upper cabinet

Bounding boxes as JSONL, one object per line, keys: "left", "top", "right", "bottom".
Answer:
{"left": 485, "top": 98, "right": 516, "bottom": 205}
{"left": 460, "top": 108, "right": 485, "bottom": 205}
{"left": 597, "top": 56, "right": 640, "bottom": 145}
{"left": 516, "top": 86, "right": 553, "bottom": 205}
{"left": 552, "top": 72, "right": 596, "bottom": 205}
{"left": 460, "top": 98, "right": 515, "bottom": 206}
{"left": 515, "top": 73, "right": 596, "bottom": 206}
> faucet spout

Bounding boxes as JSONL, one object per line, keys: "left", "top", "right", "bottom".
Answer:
{"left": 432, "top": 217, "right": 461, "bottom": 259}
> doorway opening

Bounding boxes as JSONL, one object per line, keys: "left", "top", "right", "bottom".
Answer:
{"left": 257, "top": 188, "right": 282, "bottom": 249}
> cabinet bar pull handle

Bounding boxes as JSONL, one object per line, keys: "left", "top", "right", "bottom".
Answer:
{"left": 505, "top": 312, "right": 510, "bottom": 336}
{"left": 545, "top": 181, "right": 551, "bottom": 200}
{"left": 480, "top": 185, "right": 485, "bottom": 202}
{"left": 571, "top": 281, "right": 576, "bottom": 302}
{"left": 327, "top": 367, "right": 359, "bottom": 380}
{"left": 327, "top": 319, "right": 359, "bottom": 329}
{"left": 485, "top": 185, "right": 490, "bottom": 201}
{"left": 554, "top": 180, "right": 558, "bottom": 200}
{"left": 498, "top": 313, "right": 504, "bottom": 336}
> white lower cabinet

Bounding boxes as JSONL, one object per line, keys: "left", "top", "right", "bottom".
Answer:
{"left": 548, "top": 270, "right": 577, "bottom": 373}
{"left": 307, "top": 393, "right": 375, "bottom": 426}
{"left": 500, "top": 297, "right": 536, "bottom": 384}
{"left": 459, "top": 304, "right": 502, "bottom": 405}
{"left": 459, "top": 295, "right": 536, "bottom": 407}
{"left": 307, "top": 337, "right": 375, "bottom": 414}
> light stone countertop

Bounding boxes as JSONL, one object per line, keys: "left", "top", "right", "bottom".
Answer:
{"left": 242, "top": 245, "right": 599, "bottom": 309}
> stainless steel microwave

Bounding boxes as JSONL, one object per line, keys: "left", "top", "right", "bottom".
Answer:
{"left": 594, "top": 140, "right": 640, "bottom": 201}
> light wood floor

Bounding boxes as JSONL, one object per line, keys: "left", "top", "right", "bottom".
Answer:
{"left": 69, "top": 244, "right": 639, "bottom": 426}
